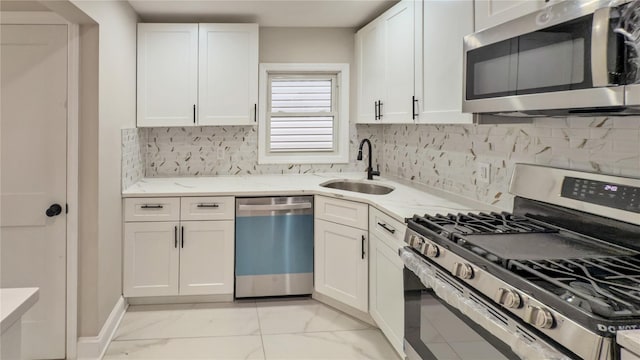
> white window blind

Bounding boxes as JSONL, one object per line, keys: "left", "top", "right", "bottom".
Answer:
{"left": 267, "top": 75, "right": 337, "bottom": 153}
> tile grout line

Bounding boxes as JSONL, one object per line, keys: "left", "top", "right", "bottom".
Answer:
{"left": 254, "top": 301, "right": 268, "bottom": 360}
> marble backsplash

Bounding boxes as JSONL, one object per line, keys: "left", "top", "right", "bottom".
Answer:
{"left": 122, "top": 124, "right": 382, "bottom": 179}
{"left": 383, "top": 117, "right": 640, "bottom": 210}
{"left": 122, "top": 116, "right": 640, "bottom": 211}
{"left": 121, "top": 128, "right": 146, "bottom": 189}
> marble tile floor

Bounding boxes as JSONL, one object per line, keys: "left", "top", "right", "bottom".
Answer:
{"left": 103, "top": 297, "right": 401, "bottom": 360}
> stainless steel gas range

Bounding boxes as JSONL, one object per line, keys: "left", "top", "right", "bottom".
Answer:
{"left": 402, "top": 164, "right": 640, "bottom": 360}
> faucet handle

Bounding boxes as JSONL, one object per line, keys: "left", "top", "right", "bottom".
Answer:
{"left": 372, "top": 164, "right": 381, "bottom": 177}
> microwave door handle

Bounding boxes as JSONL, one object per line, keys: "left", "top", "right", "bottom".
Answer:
{"left": 591, "top": 6, "right": 612, "bottom": 87}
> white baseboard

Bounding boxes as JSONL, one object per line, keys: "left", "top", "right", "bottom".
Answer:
{"left": 76, "top": 296, "right": 128, "bottom": 360}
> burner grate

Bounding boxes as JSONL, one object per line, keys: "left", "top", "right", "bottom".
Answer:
{"left": 510, "top": 256, "right": 640, "bottom": 318}
{"left": 413, "top": 212, "right": 558, "bottom": 238}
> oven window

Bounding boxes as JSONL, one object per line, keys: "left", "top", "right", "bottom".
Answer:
{"left": 404, "top": 268, "right": 518, "bottom": 360}
{"left": 466, "top": 14, "right": 593, "bottom": 100}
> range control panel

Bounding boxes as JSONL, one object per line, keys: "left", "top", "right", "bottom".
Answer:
{"left": 561, "top": 177, "right": 639, "bottom": 213}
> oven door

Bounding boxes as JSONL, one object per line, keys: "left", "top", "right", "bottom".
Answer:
{"left": 401, "top": 248, "right": 572, "bottom": 360}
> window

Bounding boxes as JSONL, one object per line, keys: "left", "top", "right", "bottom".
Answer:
{"left": 258, "top": 63, "right": 349, "bottom": 164}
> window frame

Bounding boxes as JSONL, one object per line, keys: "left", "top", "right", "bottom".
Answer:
{"left": 258, "top": 63, "right": 350, "bottom": 165}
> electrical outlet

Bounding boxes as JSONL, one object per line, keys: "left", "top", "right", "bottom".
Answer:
{"left": 477, "top": 162, "right": 491, "bottom": 184}
{"left": 217, "top": 148, "right": 225, "bottom": 160}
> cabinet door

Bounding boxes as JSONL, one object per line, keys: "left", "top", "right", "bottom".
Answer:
{"left": 198, "top": 24, "right": 258, "bottom": 126}
{"left": 369, "top": 233, "right": 404, "bottom": 357}
{"left": 137, "top": 24, "right": 198, "bottom": 127}
{"left": 417, "top": 0, "right": 473, "bottom": 124}
{"left": 314, "top": 219, "right": 368, "bottom": 312}
{"left": 356, "top": 19, "right": 384, "bottom": 124}
{"left": 124, "top": 222, "right": 180, "bottom": 297}
{"left": 382, "top": 0, "right": 416, "bottom": 124}
{"left": 179, "top": 221, "right": 234, "bottom": 295}
{"left": 474, "top": 0, "right": 545, "bottom": 31}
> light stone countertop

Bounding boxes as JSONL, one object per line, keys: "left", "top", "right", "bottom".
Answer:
{"left": 123, "top": 172, "right": 499, "bottom": 222}
{"left": 0, "top": 287, "right": 39, "bottom": 333}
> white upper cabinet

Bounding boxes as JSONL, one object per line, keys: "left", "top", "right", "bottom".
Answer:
{"left": 416, "top": 0, "right": 473, "bottom": 124}
{"left": 137, "top": 24, "right": 199, "bottom": 127}
{"left": 198, "top": 24, "right": 258, "bottom": 126}
{"left": 137, "top": 23, "right": 258, "bottom": 127}
{"left": 356, "top": 20, "right": 384, "bottom": 124}
{"left": 474, "top": 0, "right": 553, "bottom": 31}
{"left": 356, "top": 0, "right": 417, "bottom": 124}
{"left": 383, "top": 1, "right": 418, "bottom": 124}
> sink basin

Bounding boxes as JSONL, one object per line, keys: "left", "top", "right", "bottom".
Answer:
{"left": 320, "top": 179, "right": 394, "bottom": 195}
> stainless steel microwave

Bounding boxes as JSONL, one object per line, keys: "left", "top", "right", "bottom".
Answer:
{"left": 463, "top": 0, "right": 640, "bottom": 116}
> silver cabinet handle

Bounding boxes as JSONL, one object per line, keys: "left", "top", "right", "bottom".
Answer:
{"left": 197, "top": 203, "right": 219, "bottom": 208}
{"left": 238, "top": 203, "right": 312, "bottom": 211}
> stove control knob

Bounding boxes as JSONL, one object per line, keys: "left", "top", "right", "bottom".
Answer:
{"left": 525, "top": 305, "right": 554, "bottom": 329}
{"left": 425, "top": 244, "right": 440, "bottom": 258}
{"left": 452, "top": 262, "right": 474, "bottom": 279}
{"left": 494, "top": 288, "right": 521, "bottom": 309}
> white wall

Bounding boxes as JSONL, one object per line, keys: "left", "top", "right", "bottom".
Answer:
{"left": 70, "top": 0, "right": 138, "bottom": 337}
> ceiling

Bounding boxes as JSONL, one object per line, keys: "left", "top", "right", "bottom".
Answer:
{"left": 126, "top": 0, "right": 399, "bottom": 28}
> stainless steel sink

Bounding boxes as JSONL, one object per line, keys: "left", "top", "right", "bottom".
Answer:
{"left": 319, "top": 179, "right": 394, "bottom": 195}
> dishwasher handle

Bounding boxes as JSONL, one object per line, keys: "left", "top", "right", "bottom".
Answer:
{"left": 238, "top": 203, "right": 312, "bottom": 212}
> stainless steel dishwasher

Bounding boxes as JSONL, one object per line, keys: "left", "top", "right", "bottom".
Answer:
{"left": 235, "top": 196, "right": 313, "bottom": 298}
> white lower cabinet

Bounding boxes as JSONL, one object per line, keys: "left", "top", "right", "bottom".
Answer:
{"left": 179, "top": 221, "right": 234, "bottom": 295}
{"left": 622, "top": 348, "right": 640, "bottom": 360}
{"left": 124, "top": 221, "right": 180, "bottom": 297}
{"left": 369, "top": 232, "right": 404, "bottom": 356}
{"left": 369, "top": 207, "right": 405, "bottom": 357}
{"left": 314, "top": 216, "right": 368, "bottom": 312}
{"left": 123, "top": 197, "right": 234, "bottom": 298}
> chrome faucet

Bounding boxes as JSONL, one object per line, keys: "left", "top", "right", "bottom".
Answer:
{"left": 357, "top": 138, "right": 380, "bottom": 180}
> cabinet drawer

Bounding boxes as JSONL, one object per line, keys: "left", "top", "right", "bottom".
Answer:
{"left": 180, "top": 197, "right": 234, "bottom": 221}
{"left": 370, "top": 207, "right": 406, "bottom": 251}
{"left": 315, "top": 196, "right": 368, "bottom": 230}
{"left": 124, "top": 198, "right": 180, "bottom": 222}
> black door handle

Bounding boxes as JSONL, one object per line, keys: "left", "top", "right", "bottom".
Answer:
{"left": 412, "top": 96, "right": 418, "bottom": 120}
{"left": 46, "top": 203, "right": 63, "bottom": 217}
{"left": 174, "top": 226, "right": 178, "bottom": 248}
{"left": 374, "top": 101, "right": 378, "bottom": 120}
{"left": 181, "top": 226, "right": 185, "bottom": 248}
{"left": 377, "top": 222, "right": 396, "bottom": 234}
{"left": 361, "top": 235, "right": 366, "bottom": 259}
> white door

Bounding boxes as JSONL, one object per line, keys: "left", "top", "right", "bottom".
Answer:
{"left": 198, "top": 24, "right": 258, "bottom": 126}
{"left": 382, "top": 0, "right": 416, "bottom": 123}
{"left": 123, "top": 222, "right": 180, "bottom": 297}
{"left": 179, "top": 221, "right": 234, "bottom": 295}
{"left": 356, "top": 19, "right": 384, "bottom": 124}
{"left": 314, "top": 219, "right": 368, "bottom": 312}
{"left": 0, "top": 24, "right": 68, "bottom": 359}
{"left": 137, "top": 23, "right": 198, "bottom": 127}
